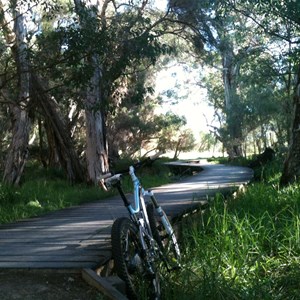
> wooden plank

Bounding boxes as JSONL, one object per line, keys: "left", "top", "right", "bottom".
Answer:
{"left": 0, "top": 235, "right": 110, "bottom": 243}
{"left": 0, "top": 254, "right": 105, "bottom": 262}
{"left": 82, "top": 268, "right": 128, "bottom": 300}
{"left": 0, "top": 231, "right": 111, "bottom": 238}
{"left": 0, "top": 242, "right": 111, "bottom": 247}
{"left": 0, "top": 261, "right": 102, "bottom": 269}
{"left": 0, "top": 225, "right": 112, "bottom": 231}
{"left": 0, "top": 250, "right": 109, "bottom": 256}
{"left": 0, "top": 164, "right": 253, "bottom": 270}
{"left": 0, "top": 243, "right": 111, "bottom": 256}
{"left": 0, "top": 240, "right": 110, "bottom": 246}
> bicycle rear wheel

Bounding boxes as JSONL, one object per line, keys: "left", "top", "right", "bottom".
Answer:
{"left": 111, "top": 217, "right": 161, "bottom": 300}
{"left": 147, "top": 204, "right": 181, "bottom": 267}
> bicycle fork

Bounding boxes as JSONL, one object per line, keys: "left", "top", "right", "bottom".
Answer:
{"left": 144, "top": 190, "right": 175, "bottom": 238}
{"left": 136, "top": 219, "right": 159, "bottom": 277}
{"left": 144, "top": 190, "right": 181, "bottom": 271}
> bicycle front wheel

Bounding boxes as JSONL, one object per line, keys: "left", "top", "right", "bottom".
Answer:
{"left": 111, "top": 217, "right": 161, "bottom": 300}
{"left": 147, "top": 204, "right": 181, "bottom": 267}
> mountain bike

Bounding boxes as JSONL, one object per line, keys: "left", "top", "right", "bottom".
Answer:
{"left": 98, "top": 153, "right": 181, "bottom": 300}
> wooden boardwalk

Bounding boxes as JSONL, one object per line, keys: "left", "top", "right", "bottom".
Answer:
{"left": 0, "top": 163, "right": 253, "bottom": 271}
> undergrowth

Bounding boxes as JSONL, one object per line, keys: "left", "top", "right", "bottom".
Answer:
{"left": 0, "top": 158, "right": 172, "bottom": 224}
{"left": 0, "top": 173, "right": 110, "bottom": 224}
{"left": 162, "top": 158, "right": 300, "bottom": 299}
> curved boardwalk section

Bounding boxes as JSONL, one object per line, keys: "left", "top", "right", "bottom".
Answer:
{"left": 0, "top": 163, "right": 253, "bottom": 270}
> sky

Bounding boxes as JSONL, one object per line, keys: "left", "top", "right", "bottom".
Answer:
{"left": 152, "top": 0, "right": 215, "bottom": 138}
{"left": 155, "top": 64, "right": 215, "bottom": 137}
{"left": 152, "top": 0, "right": 168, "bottom": 11}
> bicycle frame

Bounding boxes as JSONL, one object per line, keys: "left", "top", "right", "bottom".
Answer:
{"left": 128, "top": 166, "right": 156, "bottom": 251}
{"left": 128, "top": 166, "right": 144, "bottom": 215}
{"left": 105, "top": 166, "right": 155, "bottom": 259}
{"left": 109, "top": 165, "right": 175, "bottom": 249}
{"left": 118, "top": 165, "right": 176, "bottom": 257}
{"left": 105, "top": 155, "right": 180, "bottom": 299}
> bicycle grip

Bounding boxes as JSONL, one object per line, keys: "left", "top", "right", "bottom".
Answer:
{"left": 97, "top": 173, "right": 112, "bottom": 191}
{"left": 149, "top": 151, "right": 164, "bottom": 161}
{"left": 98, "top": 173, "right": 112, "bottom": 180}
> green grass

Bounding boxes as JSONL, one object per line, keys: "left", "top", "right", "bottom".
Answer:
{"left": 0, "top": 159, "right": 173, "bottom": 224}
{"left": 161, "top": 159, "right": 300, "bottom": 299}
{"left": 0, "top": 175, "right": 110, "bottom": 224}
{"left": 207, "top": 156, "right": 250, "bottom": 167}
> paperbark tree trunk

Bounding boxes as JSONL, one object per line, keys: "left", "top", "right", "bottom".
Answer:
{"left": 1, "top": 1, "right": 84, "bottom": 184}
{"left": 74, "top": 0, "right": 109, "bottom": 183}
{"left": 85, "top": 57, "right": 109, "bottom": 183}
{"left": 31, "top": 75, "right": 85, "bottom": 183}
{"left": 1, "top": 1, "right": 31, "bottom": 185}
{"left": 280, "top": 64, "right": 300, "bottom": 185}
{"left": 222, "top": 48, "right": 243, "bottom": 159}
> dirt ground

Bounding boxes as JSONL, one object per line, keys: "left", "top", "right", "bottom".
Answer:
{"left": 0, "top": 270, "right": 107, "bottom": 300}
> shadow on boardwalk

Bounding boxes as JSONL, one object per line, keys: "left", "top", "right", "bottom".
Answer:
{"left": 0, "top": 163, "right": 253, "bottom": 270}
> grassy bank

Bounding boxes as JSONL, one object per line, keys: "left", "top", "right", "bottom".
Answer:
{"left": 0, "top": 159, "right": 172, "bottom": 224}
{"left": 162, "top": 159, "right": 300, "bottom": 299}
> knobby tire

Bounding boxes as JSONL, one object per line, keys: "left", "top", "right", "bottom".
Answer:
{"left": 111, "top": 217, "right": 161, "bottom": 300}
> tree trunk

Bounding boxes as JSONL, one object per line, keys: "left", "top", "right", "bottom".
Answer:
{"left": 3, "top": 106, "right": 30, "bottom": 185}
{"left": 1, "top": 2, "right": 84, "bottom": 184}
{"left": 222, "top": 47, "right": 243, "bottom": 159}
{"left": 173, "top": 138, "right": 181, "bottom": 159}
{"left": 31, "top": 75, "right": 85, "bottom": 183}
{"left": 44, "top": 119, "right": 60, "bottom": 168}
{"left": 37, "top": 117, "right": 48, "bottom": 168}
{"left": 1, "top": 1, "right": 31, "bottom": 185}
{"left": 84, "top": 55, "right": 109, "bottom": 183}
{"left": 280, "top": 64, "right": 300, "bottom": 185}
{"left": 74, "top": 0, "right": 109, "bottom": 183}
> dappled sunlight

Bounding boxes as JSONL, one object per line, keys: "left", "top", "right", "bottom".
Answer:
{"left": 0, "top": 164, "right": 253, "bottom": 269}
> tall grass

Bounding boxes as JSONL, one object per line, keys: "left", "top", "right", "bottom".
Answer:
{"left": 0, "top": 159, "right": 172, "bottom": 224}
{"left": 0, "top": 173, "right": 109, "bottom": 224}
{"left": 162, "top": 159, "right": 300, "bottom": 299}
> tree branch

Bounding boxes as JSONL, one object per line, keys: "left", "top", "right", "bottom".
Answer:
{"left": 229, "top": 3, "right": 300, "bottom": 44}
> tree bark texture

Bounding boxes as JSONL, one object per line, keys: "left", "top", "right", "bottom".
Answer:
{"left": 1, "top": 1, "right": 84, "bottom": 184}
{"left": 31, "top": 75, "right": 85, "bottom": 183}
{"left": 1, "top": 1, "right": 31, "bottom": 185}
{"left": 280, "top": 64, "right": 300, "bottom": 185}
{"left": 74, "top": 0, "right": 109, "bottom": 183}
{"left": 222, "top": 47, "right": 243, "bottom": 158}
{"left": 84, "top": 55, "right": 109, "bottom": 183}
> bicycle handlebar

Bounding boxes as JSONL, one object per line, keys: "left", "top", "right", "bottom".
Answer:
{"left": 148, "top": 151, "right": 163, "bottom": 161}
{"left": 97, "top": 151, "right": 164, "bottom": 191}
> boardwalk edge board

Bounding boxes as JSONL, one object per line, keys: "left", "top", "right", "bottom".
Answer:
{"left": 82, "top": 268, "right": 128, "bottom": 300}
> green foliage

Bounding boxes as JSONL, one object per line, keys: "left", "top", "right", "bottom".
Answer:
{"left": 250, "top": 157, "right": 283, "bottom": 183}
{"left": 157, "top": 112, "right": 187, "bottom": 152}
{"left": 207, "top": 155, "right": 250, "bottom": 167}
{"left": 36, "top": 4, "right": 174, "bottom": 91}
{"left": 1, "top": 0, "right": 299, "bottom": 185}
{"left": 173, "top": 128, "right": 196, "bottom": 159}
{"left": 0, "top": 161, "right": 110, "bottom": 223}
{"left": 0, "top": 158, "right": 172, "bottom": 224}
{"left": 136, "top": 159, "right": 173, "bottom": 188}
{"left": 0, "top": 177, "right": 106, "bottom": 224}
{"left": 28, "top": 1, "right": 181, "bottom": 163}
{"left": 108, "top": 155, "right": 173, "bottom": 192}
{"left": 162, "top": 159, "right": 300, "bottom": 299}
{"left": 169, "top": 0, "right": 299, "bottom": 156}
{"left": 198, "top": 132, "right": 218, "bottom": 152}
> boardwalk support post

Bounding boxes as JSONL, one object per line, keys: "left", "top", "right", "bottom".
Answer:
{"left": 82, "top": 268, "right": 128, "bottom": 300}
